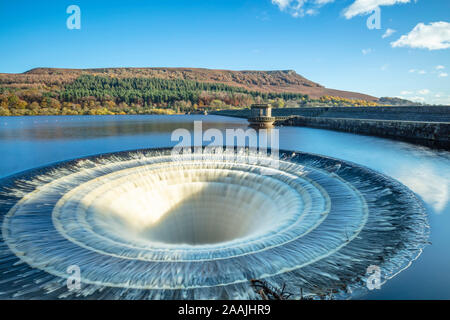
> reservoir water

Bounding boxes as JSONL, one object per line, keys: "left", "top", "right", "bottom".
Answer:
{"left": 0, "top": 115, "right": 448, "bottom": 299}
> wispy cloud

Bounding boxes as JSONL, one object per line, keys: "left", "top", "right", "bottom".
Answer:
{"left": 418, "top": 89, "right": 431, "bottom": 95}
{"left": 409, "top": 69, "right": 426, "bottom": 74}
{"left": 272, "top": 0, "right": 292, "bottom": 11}
{"left": 392, "top": 22, "right": 450, "bottom": 50}
{"left": 256, "top": 11, "right": 270, "bottom": 21}
{"left": 382, "top": 28, "right": 396, "bottom": 39}
{"left": 409, "top": 96, "right": 426, "bottom": 102}
{"left": 271, "top": 0, "right": 335, "bottom": 18}
{"left": 409, "top": 66, "right": 449, "bottom": 78}
{"left": 272, "top": 0, "right": 414, "bottom": 20}
{"left": 402, "top": 91, "right": 450, "bottom": 106}
{"left": 362, "top": 48, "right": 373, "bottom": 55}
{"left": 343, "top": 0, "right": 412, "bottom": 19}
{"left": 401, "top": 89, "right": 434, "bottom": 96}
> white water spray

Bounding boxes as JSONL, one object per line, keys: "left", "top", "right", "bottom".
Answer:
{"left": 0, "top": 149, "right": 429, "bottom": 299}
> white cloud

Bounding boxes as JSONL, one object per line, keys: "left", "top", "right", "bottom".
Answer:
{"left": 418, "top": 89, "right": 430, "bottom": 95}
{"left": 362, "top": 48, "right": 373, "bottom": 55}
{"left": 272, "top": 0, "right": 292, "bottom": 10}
{"left": 391, "top": 22, "right": 450, "bottom": 50}
{"left": 398, "top": 91, "right": 450, "bottom": 107}
{"left": 382, "top": 28, "right": 396, "bottom": 39}
{"left": 400, "top": 89, "right": 436, "bottom": 98}
{"left": 272, "top": 0, "right": 414, "bottom": 20}
{"left": 439, "top": 72, "right": 448, "bottom": 78}
{"left": 315, "top": 0, "right": 335, "bottom": 4}
{"left": 436, "top": 65, "right": 445, "bottom": 70}
{"left": 271, "top": 0, "right": 335, "bottom": 18}
{"left": 409, "top": 96, "right": 426, "bottom": 102}
{"left": 344, "top": 0, "right": 411, "bottom": 19}
{"left": 409, "top": 69, "right": 426, "bottom": 74}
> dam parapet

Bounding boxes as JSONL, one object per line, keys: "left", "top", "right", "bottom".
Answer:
{"left": 213, "top": 106, "right": 450, "bottom": 122}
{"left": 278, "top": 116, "right": 450, "bottom": 150}
{"left": 212, "top": 106, "right": 450, "bottom": 149}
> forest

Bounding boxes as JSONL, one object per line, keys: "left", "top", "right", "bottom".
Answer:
{"left": 0, "top": 74, "right": 379, "bottom": 116}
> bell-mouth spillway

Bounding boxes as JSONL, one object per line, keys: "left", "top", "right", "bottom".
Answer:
{"left": 0, "top": 148, "right": 429, "bottom": 299}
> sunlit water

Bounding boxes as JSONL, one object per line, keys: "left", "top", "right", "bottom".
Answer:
{"left": 0, "top": 115, "right": 448, "bottom": 299}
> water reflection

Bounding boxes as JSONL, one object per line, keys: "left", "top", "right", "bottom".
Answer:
{"left": 278, "top": 126, "right": 450, "bottom": 215}
{"left": 0, "top": 115, "right": 245, "bottom": 141}
{"left": 396, "top": 164, "right": 449, "bottom": 213}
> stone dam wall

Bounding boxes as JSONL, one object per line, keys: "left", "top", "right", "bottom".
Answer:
{"left": 212, "top": 106, "right": 450, "bottom": 149}
{"left": 213, "top": 106, "right": 450, "bottom": 122}
{"left": 279, "top": 116, "right": 449, "bottom": 149}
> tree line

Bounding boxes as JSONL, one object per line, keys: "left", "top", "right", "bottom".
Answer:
{"left": 0, "top": 75, "right": 382, "bottom": 116}
{"left": 59, "top": 75, "right": 309, "bottom": 107}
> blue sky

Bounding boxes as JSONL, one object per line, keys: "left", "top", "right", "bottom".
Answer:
{"left": 0, "top": 0, "right": 449, "bottom": 104}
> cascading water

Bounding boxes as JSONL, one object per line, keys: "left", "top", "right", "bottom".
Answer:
{"left": 0, "top": 148, "right": 429, "bottom": 299}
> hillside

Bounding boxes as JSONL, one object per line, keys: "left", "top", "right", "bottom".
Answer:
{"left": 0, "top": 67, "right": 387, "bottom": 116}
{"left": 3, "top": 67, "right": 378, "bottom": 101}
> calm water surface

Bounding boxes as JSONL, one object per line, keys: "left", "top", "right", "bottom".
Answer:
{"left": 0, "top": 115, "right": 449, "bottom": 299}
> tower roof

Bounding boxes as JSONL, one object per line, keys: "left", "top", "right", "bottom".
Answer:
{"left": 251, "top": 103, "right": 271, "bottom": 109}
